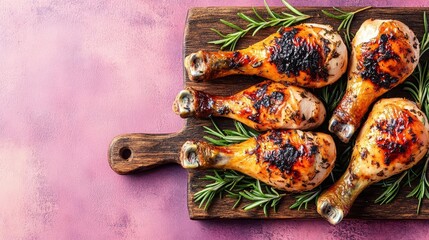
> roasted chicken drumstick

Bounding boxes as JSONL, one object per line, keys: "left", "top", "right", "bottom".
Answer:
{"left": 173, "top": 81, "right": 326, "bottom": 131}
{"left": 180, "top": 130, "right": 336, "bottom": 192}
{"left": 329, "top": 19, "right": 419, "bottom": 143}
{"left": 318, "top": 98, "right": 429, "bottom": 225}
{"left": 185, "top": 23, "right": 347, "bottom": 88}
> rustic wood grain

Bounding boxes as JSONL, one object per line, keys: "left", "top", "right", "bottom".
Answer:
{"left": 108, "top": 119, "right": 209, "bottom": 174}
{"left": 109, "top": 6, "right": 429, "bottom": 219}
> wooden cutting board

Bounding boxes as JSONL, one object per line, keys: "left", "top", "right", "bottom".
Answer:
{"left": 109, "top": 7, "right": 429, "bottom": 219}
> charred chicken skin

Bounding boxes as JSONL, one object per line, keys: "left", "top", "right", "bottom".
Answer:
{"left": 185, "top": 23, "right": 347, "bottom": 88}
{"left": 180, "top": 130, "right": 336, "bottom": 192}
{"left": 329, "top": 19, "right": 419, "bottom": 143}
{"left": 318, "top": 98, "right": 429, "bottom": 225}
{"left": 172, "top": 81, "right": 326, "bottom": 131}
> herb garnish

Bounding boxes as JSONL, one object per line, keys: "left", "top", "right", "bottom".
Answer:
{"left": 320, "top": 77, "right": 347, "bottom": 113}
{"left": 321, "top": 6, "right": 371, "bottom": 48}
{"left": 209, "top": 0, "right": 310, "bottom": 50}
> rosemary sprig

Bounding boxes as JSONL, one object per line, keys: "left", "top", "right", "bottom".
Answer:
{"left": 321, "top": 6, "right": 371, "bottom": 48}
{"left": 330, "top": 141, "right": 354, "bottom": 184}
{"left": 193, "top": 170, "right": 248, "bottom": 210}
{"left": 375, "top": 171, "right": 409, "bottom": 205}
{"left": 405, "top": 75, "right": 429, "bottom": 213}
{"left": 336, "top": 143, "right": 353, "bottom": 170}
{"left": 203, "top": 119, "right": 258, "bottom": 146}
{"left": 404, "top": 62, "right": 429, "bottom": 109}
{"left": 407, "top": 158, "right": 429, "bottom": 213}
{"left": 239, "top": 180, "right": 286, "bottom": 216}
{"left": 375, "top": 167, "right": 420, "bottom": 205}
{"left": 289, "top": 187, "right": 322, "bottom": 210}
{"left": 209, "top": 0, "right": 311, "bottom": 50}
{"left": 320, "top": 77, "right": 347, "bottom": 113}
{"left": 421, "top": 12, "right": 429, "bottom": 57}
{"left": 225, "top": 178, "right": 256, "bottom": 209}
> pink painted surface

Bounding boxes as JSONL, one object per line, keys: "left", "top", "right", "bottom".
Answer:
{"left": 1, "top": 0, "right": 429, "bottom": 239}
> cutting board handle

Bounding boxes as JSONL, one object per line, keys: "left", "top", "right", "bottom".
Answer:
{"left": 108, "top": 132, "right": 184, "bottom": 174}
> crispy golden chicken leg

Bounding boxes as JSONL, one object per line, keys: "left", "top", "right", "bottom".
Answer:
{"left": 172, "top": 81, "right": 326, "bottom": 131}
{"left": 318, "top": 98, "right": 429, "bottom": 225}
{"left": 180, "top": 130, "right": 336, "bottom": 192}
{"left": 185, "top": 23, "right": 347, "bottom": 88}
{"left": 329, "top": 19, "right": 419, "bottom": 143}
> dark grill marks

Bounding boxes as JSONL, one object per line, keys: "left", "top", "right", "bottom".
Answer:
{"left": 310, "top": 145, "right": 319, "bottom": 155}
{"left": 262, "top": 143, "right": 303, "bottom": 173}
{"left": 253, "top": 91, "right": 285, "bottom": 110}
{"left": 271, "top": 91, "right": 285, "bottom": 102}
{"left": 267, "top": 130, "right": 284, "bottom": 145}
{"left": 269, "top": 28, "right": 328, "bottom": 81}
{"left": 376, "top": 117, "right": 408, "bottom": 134}
{"left": 256, "top": 131, "right": 317, "bottom": 176}
{"left": 229, "top": 51, "right": 256, "bottom": 69}
{"left": 229, "top": 51, "right": 247, "bottom": 68}
{"left": 375, "top": 111, "right": 416, "bottom": 165}
{"left": 322, "top": 38, "right": 331, "bottom": 56}
{"left": 377, "top": 140, "right": 407, "bottom": 165}
{"left": 217, "top": 106, "right": 230, "bottom": 115}
{"left": 247, "top": 114, "right": 260, "bottom": 123}
{"left": 360, "top": 148, "right": 369, "bottom": 159}
{"left": 244, "top": 83, "right": 285, "bottom": 123}
{"left": 195, "top": 91, "right": 214, "bottom": 118}
{"left": 360, "top": 33, "right": 400, "bottom": 89}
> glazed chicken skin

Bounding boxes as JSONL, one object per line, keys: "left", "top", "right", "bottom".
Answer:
{"left": 173, "top": 81, "right": 326, "bottom": 131}
{"left": 180, "top": 130, "right": 336, "bottom": 192}
{"left": 329, "top": 19, "right": 419, "bottom": 143}
{"left": 185, "top": 23, "right": 348, "bottom": 88}
{"left": 318, "top": 98, "right": 429, "bottom": 225}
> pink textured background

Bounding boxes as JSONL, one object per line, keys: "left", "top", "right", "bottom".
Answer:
{"left": 1, "top": 0, "right": 429, "bottom": 239}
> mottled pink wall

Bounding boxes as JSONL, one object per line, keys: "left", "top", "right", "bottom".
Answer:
{"left": 0, "top": 0, "right": 428, "bottom": 239}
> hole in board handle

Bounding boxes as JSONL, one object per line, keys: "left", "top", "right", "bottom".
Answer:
{"left": 119, "top": 147, "right": 132, "bottom": 160}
